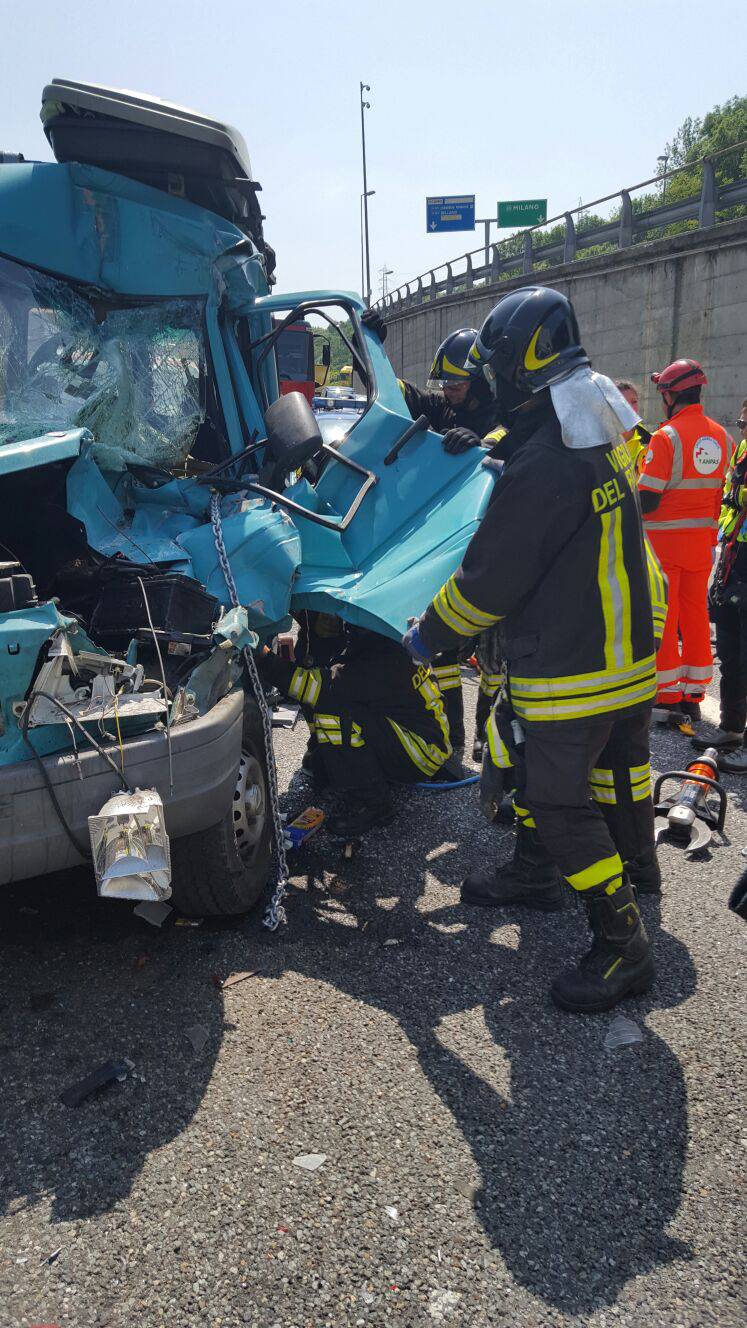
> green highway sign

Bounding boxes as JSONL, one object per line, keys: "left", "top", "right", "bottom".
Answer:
{"left": 497, "top": 199, "right": 548, "bottom": 228}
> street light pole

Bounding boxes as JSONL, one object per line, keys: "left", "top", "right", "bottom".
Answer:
{"left": 360, "top": 190, "right": 375, "bottom": 299}
{"left": 360, "top": 82, "right": 372, "bottom": 305}
{"left": 657, "top": 154, "right": 669, "bottom": 201}
{"left": 475, "top": 216, "right": 493, "bottom": 270}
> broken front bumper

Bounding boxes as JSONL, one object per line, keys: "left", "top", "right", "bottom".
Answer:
{"left": 0, "top": 689, "right": 243, "bottom": 886}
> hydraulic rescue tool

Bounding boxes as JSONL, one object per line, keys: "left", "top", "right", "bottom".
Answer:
{"left": 653, "top": 749, "right": 727, "bottom": 854}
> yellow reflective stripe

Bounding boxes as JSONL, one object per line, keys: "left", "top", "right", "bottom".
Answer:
{"left": 598, "top": 507, "right": 632, "bottom": 672}
{"left": 590, "top": 786, "right": 617, "bottom": 805}
{"left": 603, "top": 956, "right": 624, "bottom": 980}
{"left": 387, "top": 719, "right": 442, "bottom": 775}
{"left": 486, "top": 710, "right": 512, "bottom": 769}
{"left": 433, "top": 586, "right": 475, "bottom": 636}
{"left": 441, "top": 352, "right": 470, "bottom": 378}
{"left": 524, "top": 325, "right": 559, "bottom": 371}
{"left": 351, "top": 722, "right": 365, "bottom": 748}
{"left": 630, "top": 763, "right": 650, "bottom": 780}
{"left": 288, "top": 668, "right": 307, "bottom": 702}
{"left": 512, "top": 676, "right": 656, "bottom": 722}
{"left": 590, "top": 767, "right": 614, "bottom": 785}
{"left": 433, "top": 664, "right": 462, "bottom": 691}
{"left": 479, "top": 671, "right": 503, "bottom": 696}
{"left": 483, "top": 426, "right": 507, "bottom": 446}
{"left": 304, "top": 669, "right": 322, "bottom": 706}
{"left": 631, "top": 784, "right": 650, "bottom": 802}
{"left": 567, "top": 853, "right": 624, "bottom": 893}
{"left": 446, "top": 577, "right": 500, "bottom": 630}
{"left": 513, "top": 802, "right": 536, "bottom": 830}
{"left": 414, "top": 674, "right": 452, "bottom": 756}
{"left": 510, "top": 654, "right": 656, "bottom": 697}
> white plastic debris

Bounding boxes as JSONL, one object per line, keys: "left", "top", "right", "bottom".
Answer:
{"left": 133, "top": 900, "right": 173, "bottom": 927}
{"left": 185, "top": 1024, "right": 209, "bottom": 1054}
{"left": 604, "top": 1014, "right": 644, "bottom": 1051}
{"left": 292, "top": 1153, "right": 326, "bottom": 1172}
{"left": 384, "top": 1205, "right": 398, "bottom": 1222}
{"left": 429, "top": 1289, "right": 463, "bottom": 1322}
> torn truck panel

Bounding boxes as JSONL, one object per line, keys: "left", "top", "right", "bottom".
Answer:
{"left": 0, "top": 98, "right": 496, "bottom": 907}
{"left": 0, "top": 161, "right": 248, "bottom": 296}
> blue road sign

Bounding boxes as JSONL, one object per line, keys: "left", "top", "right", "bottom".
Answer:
{"left": 426, "top": 195, "right": 475, "bottom": 233}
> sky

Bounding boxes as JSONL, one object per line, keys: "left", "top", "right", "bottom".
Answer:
{"left": 3, "top": 0, "right": 744, "bottom": 300}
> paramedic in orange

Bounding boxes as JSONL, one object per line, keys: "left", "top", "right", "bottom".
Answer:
{"left": 638, "top": 359, "right": 733, "bottom": 718}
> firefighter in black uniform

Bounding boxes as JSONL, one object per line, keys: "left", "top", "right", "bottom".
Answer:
{"left": 403, "top": 286, "right": 664, "bottom": 1014}
{"left": 257, "top": 626, "right": 451, "bottom": 839}
{"left": 362, "top": 312, "right": 505, "bottom": 753}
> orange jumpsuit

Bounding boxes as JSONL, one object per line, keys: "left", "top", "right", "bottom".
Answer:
{"left": 639, "top": 404, "right": 732, "bottom": 704}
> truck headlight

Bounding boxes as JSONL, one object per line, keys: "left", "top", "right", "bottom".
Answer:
{"left": 88, "top": 788, "right": 171, "bottom": 902}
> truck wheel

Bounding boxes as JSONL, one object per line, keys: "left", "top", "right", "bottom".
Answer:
{"left": 169, "top": 699, "right": 273, "bottom": 916}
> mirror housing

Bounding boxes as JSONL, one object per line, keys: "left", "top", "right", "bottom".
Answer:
{"left": 262, "top": 391, "right": 322, "bottom": 489}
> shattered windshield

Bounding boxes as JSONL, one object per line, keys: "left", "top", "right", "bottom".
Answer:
{"left": 0, "top": 255, "right": 207, "bottom": 470}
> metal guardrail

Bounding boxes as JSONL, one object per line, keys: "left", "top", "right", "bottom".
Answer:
{"left": 375, "top": 141, "right": 747, "bottom": 312}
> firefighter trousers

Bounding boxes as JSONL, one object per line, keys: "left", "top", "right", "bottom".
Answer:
{"left": 514, "top": 706, "right": 655, "bottom": 894}
{"left": 649, "top": 547, "right": 713, "bottom": 704}
{"left": 432, "top": 650, "right": 465, "bottom": 748}
{"left": 309, "top": 706, "right": 448, "bottom": 791}
{"left": 712, "top": 596, "right": 747, "bottom": 733}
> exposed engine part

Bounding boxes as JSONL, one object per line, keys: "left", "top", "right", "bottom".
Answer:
{"left": 0, "top": 560, "right": 38, "bottom": 612}
{"left": 22, "top": 630, "right": 167, "bottom": 729}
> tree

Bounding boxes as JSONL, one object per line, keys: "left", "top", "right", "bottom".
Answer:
{"left": 663, "top": 95, "right": 747, "bottom": 186}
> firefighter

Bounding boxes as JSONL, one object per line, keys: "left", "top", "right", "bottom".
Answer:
{"left": 362, "top": 310, "right": 505, "bottom": 752}
{"left": 639, "top": 360, "right": 733, "bottom": 721}
{"left": 257, "top": 626, "right": 451, "bottom": 839}
{"left": 362, "top": 311, "right": 504, "bottom": 450}
{"left": 403, "top": 285, "right": 662, "bottom": 1014}
{"left": 616, "top": 379, "right": 652, "bottom": 472}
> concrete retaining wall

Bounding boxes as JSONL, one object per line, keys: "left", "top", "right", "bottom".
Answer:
{"left": 383, "top": 218, "right": 747, "bottom": 429}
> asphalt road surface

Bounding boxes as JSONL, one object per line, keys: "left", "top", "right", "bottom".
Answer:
{"left": 1, "top": 673, "right": 745, "bottom": 1328}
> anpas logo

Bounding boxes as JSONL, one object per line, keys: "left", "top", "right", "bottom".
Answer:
{"left": 693, "top": 435, "right": 723, "bottom": 475}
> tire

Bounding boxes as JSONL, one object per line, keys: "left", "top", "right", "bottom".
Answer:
{"left": 169, "top": 696, "right": 273, "bottom": 916}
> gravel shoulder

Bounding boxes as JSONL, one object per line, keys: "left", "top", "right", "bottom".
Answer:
{"left": 1, "top": 672, "right": 745, "bottom": 1327}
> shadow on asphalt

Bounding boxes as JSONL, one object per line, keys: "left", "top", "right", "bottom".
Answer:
{"left": 275, "top": 777, "right": 698, "bottom": 1314}
{"left": 0, "top": 864, "right": 242, "bottom": 1223}
{"left": 1, "top": 776, "right": 698, "bottom": 1315}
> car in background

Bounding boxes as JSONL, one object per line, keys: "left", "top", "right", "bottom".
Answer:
{"left": 314, "top": 385, "right": 366, "bottom": 412}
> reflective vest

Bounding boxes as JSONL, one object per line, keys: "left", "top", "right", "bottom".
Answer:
{"left": 638, "top": 404, "right": 732, "bottom": 551}
{"left": 419, "top": 415, "right": 661, "bottom": 724}
{"left": 719, "top": 437, "right": 747, "bottom": 542}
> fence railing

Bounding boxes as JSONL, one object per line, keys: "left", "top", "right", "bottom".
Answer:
{"left": 375, "top": 141, "right": 747, "bottom": 313}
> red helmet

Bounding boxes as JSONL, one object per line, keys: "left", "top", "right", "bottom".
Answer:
{"left": 651, "top": 358, "right": 707, "bottom": 394}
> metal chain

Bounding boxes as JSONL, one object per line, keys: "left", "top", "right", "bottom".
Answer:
{"left": 210, "top": 491, "right": 289, "bottom": 930}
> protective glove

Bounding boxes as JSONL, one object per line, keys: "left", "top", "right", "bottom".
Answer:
{"left": 361, "top": 308, "right": 387, "bottom": 342}
{"left": 442, "top": 426, "right": 482, "bottom": 454}
{"left": 401, "top": 617, "right": 431, "bottom": 664}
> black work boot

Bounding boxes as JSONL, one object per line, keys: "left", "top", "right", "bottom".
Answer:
{"left": 327, "top": 785, "right": 394, "bottom": 839}
{"left": 680, "top": 698, "right": 703, "bottom": 722}
{"left": 625, "top": 847, "right": 661, "bottom": 895}
{"left": 691, "top": 729, "right": 743, "bottom": 754}
{"left": 461, "top": 824, "right": 564, "bottom": 911}
{"left": 301, "top": 743, "right": 330, "bottom": 789}
{"left": 551, "top": 880, "right": 654, "bottom": 1013}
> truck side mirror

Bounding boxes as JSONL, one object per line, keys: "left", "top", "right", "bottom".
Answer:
{"left": 263, "top": 392, "right": 322, "bottom": 477}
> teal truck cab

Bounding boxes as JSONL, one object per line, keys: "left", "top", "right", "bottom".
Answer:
{"left": 0, "top": 80, "right": 494, "bottom": 915}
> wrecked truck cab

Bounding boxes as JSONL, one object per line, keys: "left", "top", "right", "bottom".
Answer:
{"left": 0, "top": 82, "right": 495, "bottom": 914}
